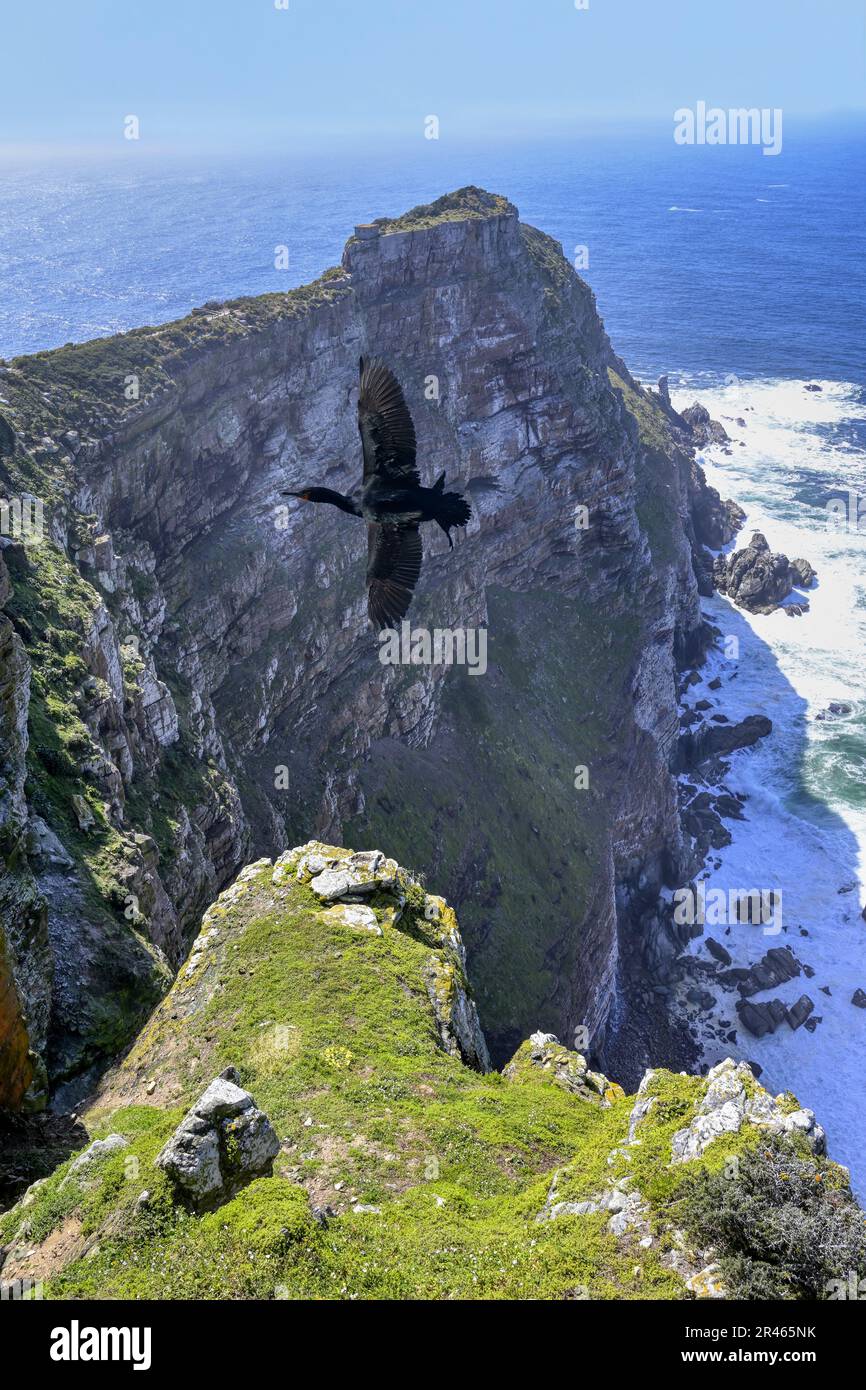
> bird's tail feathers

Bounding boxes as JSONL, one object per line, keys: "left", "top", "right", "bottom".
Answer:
{"left": 432, "top": 487, "right": 472, "bottom": 548}
{"left": 438, "top": 490, "right": 471, "bottom": 528}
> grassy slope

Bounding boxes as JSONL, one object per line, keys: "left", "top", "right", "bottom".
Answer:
{"left": 4, "top": 267, "right": 349, "bottom": 431}
{"left": 2, "top": 848, "right": 841, "bottom": 1302}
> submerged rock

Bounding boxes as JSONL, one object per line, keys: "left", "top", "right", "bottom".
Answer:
{"left": 705, "top": 937, "right": 732, "bottom": 967}
{"left": 729, "top": 946, "right": 801, "bottom": 998}
{"left": 674, "top": 713, "right": 772, "bottom": 772}
{"left": 786, "top": 995, "right": 815, "bottom": 1030}
{"left": 736, "top": 998, "right": 786, "bottom": 1037}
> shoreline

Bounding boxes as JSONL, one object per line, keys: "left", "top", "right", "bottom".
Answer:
{"left": 664, "top": 377, "right": 866, "bottom": 1191}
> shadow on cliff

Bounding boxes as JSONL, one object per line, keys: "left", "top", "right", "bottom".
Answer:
{"left": 0, "top": 1109, "right": 89, "bottom": 1209}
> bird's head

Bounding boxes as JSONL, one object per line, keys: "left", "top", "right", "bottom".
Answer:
{"left": 282, "top": 487, "right": 322, "bottom": 503}
{"left": 281, "top": 485, "right": 358, "bottom": 516}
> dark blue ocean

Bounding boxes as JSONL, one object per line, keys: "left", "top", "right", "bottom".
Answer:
{"left": 2, "top": 118, "right": 864, "bottom": 383}
{"left": 4, "top": 119, "right": 866, "bottom": 1183}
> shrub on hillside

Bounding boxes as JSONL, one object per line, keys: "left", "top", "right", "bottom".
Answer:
{"left": 676, "top": 1136, "right": 866, "bottom": 1299}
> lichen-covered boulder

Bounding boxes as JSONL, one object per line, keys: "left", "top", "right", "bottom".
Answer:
{"left": 280, "top": 842, "right": 490, "bottom": 1071}
{"left": 669, "top": 1058, "right": 825, "bottom": 1163}
{"left": 61, "top": 1135, "right": 128, "bottom": 1189}
{"left": 285, "top": 843, "right": 403, "bottom": 900}
{"left": 503, "top": 1031, "right": 624, "bottom": 1107}
{"left": 156, "top": 1075, "right": 279, "bottom": 1209}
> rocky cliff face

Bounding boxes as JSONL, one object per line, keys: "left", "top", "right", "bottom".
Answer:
{"left": 0, "top": 186, "right": 716, "bottom": 1104}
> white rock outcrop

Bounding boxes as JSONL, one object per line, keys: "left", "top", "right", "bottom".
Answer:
{"left": 669, "top": 1058, "right": 826, "bottom": 1163}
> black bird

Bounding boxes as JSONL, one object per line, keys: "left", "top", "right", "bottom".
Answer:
{"left": 283, "top": 356, "right": 471, "bottom": 628}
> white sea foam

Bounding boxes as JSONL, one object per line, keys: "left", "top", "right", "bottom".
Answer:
{"left": 672, "top": 377, "right": 866, "bottom": 1190}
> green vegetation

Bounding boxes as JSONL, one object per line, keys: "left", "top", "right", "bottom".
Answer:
{"left": 0, "top": 534, "right": 172, "bottom": 1074}
{"left": 366, "top": 187, "right": 514, "bottom": 238}
{"left": 608, "top": 368, "right": 683, "bottom": 565}
{"left": 520, "top": 222, "right": 575, "bottom": 293}
{"left": 674, "top": 1137, "right": 866, "bottom": 1299}
{"left": 608, "top": 369, "right": 674, "bottom": 457}
{"left": 2, "top": 853, "right": 851, "bottom": 1301}
{"left": 4, "top": 267, "right": 349, "bottom": 438}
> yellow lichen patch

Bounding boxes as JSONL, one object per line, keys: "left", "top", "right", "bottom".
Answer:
{"left": 320, "top": 1045, "right": 354, "bottom": 1072}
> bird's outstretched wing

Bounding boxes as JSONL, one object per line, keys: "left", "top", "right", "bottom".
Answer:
{"left": 357, "top": 356, "right": 419, "bottom": 485}
{"left": 367, "top": 523, "right": 423, "bottom": 629}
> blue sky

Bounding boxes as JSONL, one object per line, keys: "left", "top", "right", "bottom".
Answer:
{"left": 1, "top": 0, "right": 864, "bottom": 152}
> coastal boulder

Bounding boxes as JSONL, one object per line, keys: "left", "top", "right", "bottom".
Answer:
{"left": 713, "top": 532, "right": 817, "bottom": 615}
{"left": 680, "top": 401, "right": 730, "bottom": 449}
{"left": 732, "top": 946, "right": 801, "bottom": 998}
{"left": 674, "top": 713, "right": 772, "bottom": 772}
{"left": 789, "top": 557, "right": 816, "bottom": 588}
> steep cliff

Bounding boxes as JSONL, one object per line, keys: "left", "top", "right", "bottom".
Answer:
{"left": 0, "top": 186, "right": 709, "bottom": 1103}
{"left": 1, "top": 846, "right": 858, "bottom": 1301}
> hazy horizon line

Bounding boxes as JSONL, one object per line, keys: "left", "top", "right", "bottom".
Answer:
{"left": 2, "top": 108, "right": 865, "bottom": 164}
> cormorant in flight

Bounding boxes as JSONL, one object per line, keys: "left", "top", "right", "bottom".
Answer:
{"left": 283, "top": 357, "right": 471, "bottom": 628}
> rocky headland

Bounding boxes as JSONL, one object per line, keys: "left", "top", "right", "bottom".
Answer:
{"left": 0, "top": 187, "right": 824, "bottom": 1237}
